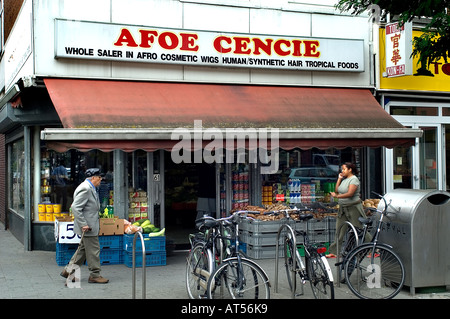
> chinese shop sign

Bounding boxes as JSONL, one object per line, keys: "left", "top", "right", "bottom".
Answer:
{"left": 385, "top": 22, "right": 412, "bottom": 77}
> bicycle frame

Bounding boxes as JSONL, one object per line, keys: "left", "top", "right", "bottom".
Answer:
{"left": 205, "top": 211, "right": 271, "bottom": 298}
{"left": 274, "top": 208, "right": 334, "bottom": 299}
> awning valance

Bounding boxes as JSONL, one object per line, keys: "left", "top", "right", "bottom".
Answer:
{"left": 42, "top": 78, "right": 422, "bottom": 152}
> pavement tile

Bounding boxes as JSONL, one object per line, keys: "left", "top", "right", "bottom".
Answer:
{"left": 1, "top": 226, "right": 449, "bottom": 301}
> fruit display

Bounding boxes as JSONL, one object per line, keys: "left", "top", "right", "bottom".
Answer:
{"left": 363, "top": 198, "right": 380, "bottom": 209}
{"left": 124, "top": 218, "right": 165, "bottom": 236}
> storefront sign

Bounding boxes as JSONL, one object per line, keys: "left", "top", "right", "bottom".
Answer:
{"left": 54, "top": 19, "right": 364, "bottom": 72}
{"left": 384, "top": 22, "right": 412, "bottom": 77}
{"left": 379, "top": 29, "right": 450, "bottom": 92}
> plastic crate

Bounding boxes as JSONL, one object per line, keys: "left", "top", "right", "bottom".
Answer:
{"left": 100, "top": 249, "right": 123, "bottom": 265}
{"left": 56, "top": 242, "right": 124, "bottom": 266}
{"left": 99, "top": 235, "right": 123, "bottom": 250}
{"left": 239, "top": 218, "right": 286, "bottom": 233}
{"left": 123, "top": 234, "right": 166, "bottom": 252}
{"left": 308, "top": 218, "right": 329, "bottom": 231}
{"left": 327, "top": 216, "right": 337, "bottom": 228}
{"left": 124, "top": 250, "right": 166, "bottom": 267}
{"left": 240, "top": 230, "right": 283, "bottom": 246}
{"left": 289, "top": 219, "right": 308, "bottom": 232}
{"left": 246, "top": 244, "right": 283, "bottom": 259}
{"left": 308, "top": 230, "right": 328, "bottom": 243}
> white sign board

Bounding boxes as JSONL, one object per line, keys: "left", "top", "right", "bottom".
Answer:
{"left": 54, "top": 19, "right": 364, "bottom": 72}
{"left": 385, "top": 22, "right": 413, "bottom": 77}
{"left": 54, "top": 219, "right": 81, "bottom": 244}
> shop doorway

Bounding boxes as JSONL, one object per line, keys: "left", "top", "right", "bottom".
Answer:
{"left": 164, "top": 155, "right": 217, "bottom": 250}
{"left": 388, "top": 124, "right": 442, "bottom": 190}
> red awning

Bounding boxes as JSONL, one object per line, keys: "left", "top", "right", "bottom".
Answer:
{"left": 43, "top": 78, "right": 421, "bottom": 152}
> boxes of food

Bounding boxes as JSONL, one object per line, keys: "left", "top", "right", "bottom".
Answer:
{"left": 99, "top": 217, "right": 124, "bottom": 236}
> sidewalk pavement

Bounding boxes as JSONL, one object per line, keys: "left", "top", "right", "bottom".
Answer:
{"left": 1, "top": 226, "right": 449, "bottom": 300}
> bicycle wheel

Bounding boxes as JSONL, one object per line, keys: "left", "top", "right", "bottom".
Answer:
{"left": 186, "top": 243, "right": 212, "bottom": 299}
{"left": 283, "top": 233, "right": 300, "bottom": 292}
{"left": 344, "top": 244, "right": 405, "bottom": 299}
{"left": 306, "top": 253, "right": 335, "bottom": 299}
{"left": 339, "top": 225, "right": 359, "bottom": 260}
{"left": 207, "top": 258, "right": 270, "bottom": 299}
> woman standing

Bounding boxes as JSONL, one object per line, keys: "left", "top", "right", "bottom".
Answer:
{"left": 327, "top": 162, "right": 371, "bottom": 258}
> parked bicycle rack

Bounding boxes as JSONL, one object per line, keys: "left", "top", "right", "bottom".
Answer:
{"left": 334, "top": 221, "right": 359, "bottom": 287}
{"left": 132, "top": 231, "right": 146, "bottom": 299}
{"left": 274, "top": 224, "right": 304, "bottom": 299}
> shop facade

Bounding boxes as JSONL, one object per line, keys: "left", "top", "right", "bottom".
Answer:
{"left": 0, "top": 0, "right": 420, "bottom": 251}
{"left": 377, "top": 27, "right": 450, "bottom": 192}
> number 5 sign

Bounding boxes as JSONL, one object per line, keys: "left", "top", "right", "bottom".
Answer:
{"left": 54, "top": 218, "right": 81, "bottom": 243}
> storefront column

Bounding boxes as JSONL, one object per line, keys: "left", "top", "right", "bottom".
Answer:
{"left": 33, "top": 126, "right": 41, "bottom": 224}
{"left": 23, "top": 126, "right": 32, "bottom": 251}
{"left": 113, "top": 150, "right": 127, "bottom": 219}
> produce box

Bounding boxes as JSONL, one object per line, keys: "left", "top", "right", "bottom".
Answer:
{"left": 124, "top": 250, "right": 166, "bottom": 268}
{"left": 123, "top": 234, "right": 166, "bottom": 252}
{"left": 55, "top": 240, "right": 124, "bottom": 266}
{"left": 99, "top": 235, "right": 123, "bottom": 250}
{"left": 99, "top": 249, "right": 124, "bottom": 265}
{"left": 99, "top": 217, "right": 124, "bottom": 236}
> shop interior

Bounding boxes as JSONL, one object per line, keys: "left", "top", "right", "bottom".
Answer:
{"left": 37, "top": 146, "right": 360, "bottom": 250}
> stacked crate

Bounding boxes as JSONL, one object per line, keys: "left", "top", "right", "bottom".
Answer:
{"left": 295, "top": 216, "right": 336, "bottom": 256}
{"left": 238, "top": 215, "right": 337, "bottom": 259}
{"left": 123, "top": 234, "right": 166, "bottom": 267}
{"left": 56, "top": 235, "right": 124, "bottom": 266}
{"left": 239, "top": 218, "right": 288, "bottom": 259}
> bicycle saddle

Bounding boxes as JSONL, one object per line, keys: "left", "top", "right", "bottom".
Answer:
{"left": 358, "top": 216, "right": 373, "bottom": 226}
{"left": 195, "top": 216, "right": 219, "bottom": 230}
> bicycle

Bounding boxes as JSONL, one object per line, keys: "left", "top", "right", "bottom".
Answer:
{"left": 185, "top": 214, "right": 231, "bottom": 299}
{"left": 340, "top": 192, "right": 405, "bottom": 299}
{"left": 205, "top": 211, "right": 271, "bottom": 299}
{"left": 280, "top": 208, "right": 335, "bottom": 299}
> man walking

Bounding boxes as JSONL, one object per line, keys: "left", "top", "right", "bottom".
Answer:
{"left": 60, "top": 168, "right": 109, "bottom": 284}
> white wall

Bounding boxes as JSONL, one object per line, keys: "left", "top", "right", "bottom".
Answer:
{"left": 6, "top": 0, "right": 373, "bottom": 90}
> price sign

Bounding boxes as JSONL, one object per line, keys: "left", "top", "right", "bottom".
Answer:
{"left": 275, "top": 194, "right": 285, "bottom": 202}
{"left": 55, "top": 219, "right": 81, "bottom": 243}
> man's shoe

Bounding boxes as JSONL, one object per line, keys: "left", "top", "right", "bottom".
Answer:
{"left": 61, "top": 269, "right": 76, "bottom": 284}
{"left": 60, "top": 269, "right": 75, "bottom": 279}
{"left": 88, "top": 276, "right": 109, "bottom": 284}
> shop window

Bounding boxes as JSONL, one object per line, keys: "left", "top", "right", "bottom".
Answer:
{"left": 260, "top": 148, "right": 353, "bottom": 206}
{"left": 9, "top": 138, "right": 25, "bottom": 217}
{"left": 38, "top": 148, "right": 113, "bottom": 222}
{"left": 127, "top": 150, "right": 148, "bottom": 222}
{"left": 390, "top": 105, "right": 438, "bottom": 116}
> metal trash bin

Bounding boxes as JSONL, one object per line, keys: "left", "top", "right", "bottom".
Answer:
{"left": 378, "top": 189, "right": 450, "bottom": 295}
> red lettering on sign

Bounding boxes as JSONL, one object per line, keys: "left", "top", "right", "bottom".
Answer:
{"left": 180, "top": 33, "right": 199, "bottom": 52}
{"left": 212, "top": 36, "right": 321, "bottom": 57}
{"left": 273, "top": 39, "right": 291, "bottom": 56}
{"left": 114, "top": 28, "right": 138, "bottom": 47}
{"left": 158, "top": 32, "right": 179, "bottom": 50}
{"left": 138, "top": 30, "right": 158, "bottom": 48}
{"left": 303, "top": 40, "right": 320, "bottom": 58}
{"left": 114, "top": 28, "right": 199, "bottom": 51}
{"left": 429, "top": 62, "right": 450, "bottom": 76}
{"left": 234, "top": 37, "right": 252, "bottom": 54}
{"left": 214, "top": 36, "right": 232, "bottom": 53}
{"left": 442, "top": 63, "right": 450, "bottom": 76}
{"left": 291, "top": 40, "right": 303, "bottom": 57}
{"left": 252, "top": 38, "right": 273, "bottom": 55}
